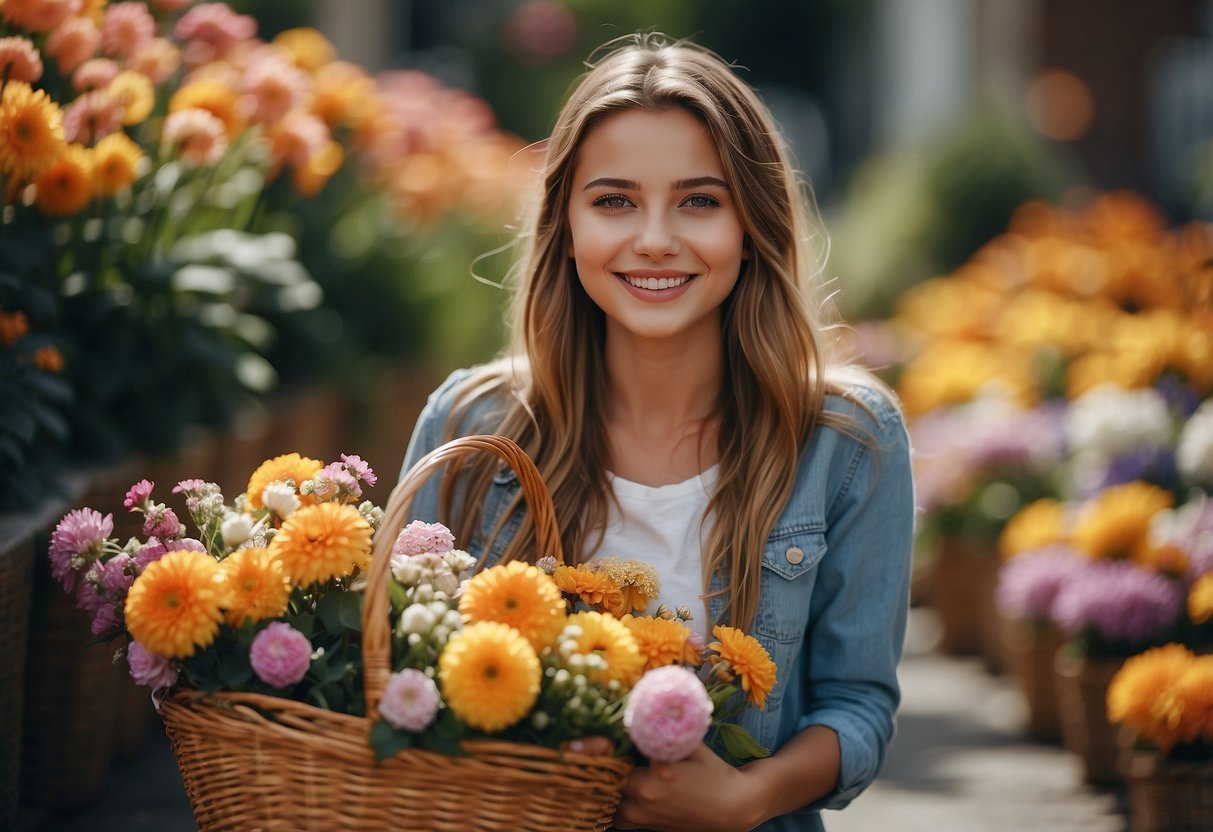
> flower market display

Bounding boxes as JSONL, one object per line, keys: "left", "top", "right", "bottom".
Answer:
{"left": 46, "top": 437, "right": 775, "bottom": 829}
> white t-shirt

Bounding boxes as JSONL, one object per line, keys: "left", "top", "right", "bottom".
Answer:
{"left": 588, "top": 466, "right": 719, "bottom": 638}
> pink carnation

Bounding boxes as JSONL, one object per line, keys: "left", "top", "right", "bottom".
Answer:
{"left": 124, "top": 479, "right": 154, "bottom": 509}
{"left": 249, "top": 622, "right": 311, "bottom": 688}
{"left": 127, "top": 641, "right": 178, "bottom": 689}
{"left": 624, "top": 665, "right": 713, "bottom": 762}
{"left": 49, "top": 508, "right": 113, "bottom": 592}
{"left": 378, "top": 668, "right": 440, "bottom": 732}
{"left": 142, "top": 505, "right": 183, "bottom": 540}
{"left": 393, "top": 520, "right": 454, "bottom": 557}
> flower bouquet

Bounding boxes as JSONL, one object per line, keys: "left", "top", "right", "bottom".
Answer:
{"left": 49, "top": 435, "right": 774, "bottom": 831}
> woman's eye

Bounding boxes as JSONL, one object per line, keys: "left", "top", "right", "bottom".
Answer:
{"left": 591, "top": 194, "right": 632, "bottom": 210}
{"left": 683, "top": 193, "right": 720, "bottom": 210}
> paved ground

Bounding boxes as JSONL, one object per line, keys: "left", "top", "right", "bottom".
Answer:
{"left": 17, "top": 609, "right": 1129, "bottom": 832}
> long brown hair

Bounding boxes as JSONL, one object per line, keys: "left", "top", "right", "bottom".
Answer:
{"left": 438, "top": 34, "right": 872, "bottom": 630}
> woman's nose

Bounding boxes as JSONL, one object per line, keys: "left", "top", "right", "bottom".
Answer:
{"left": 632, "top": 210, "right": 680, "bottom": 258}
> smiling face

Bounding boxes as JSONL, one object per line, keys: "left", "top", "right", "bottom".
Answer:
{"left": 567, "top": 107, "right": 747, "bottom": 346}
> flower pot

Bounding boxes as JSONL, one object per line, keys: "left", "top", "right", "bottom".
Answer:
{"left": 1122, "top": 751, "right": 1213, "bottom": 832}
{"left": 928, "top": 537, "right": 999, "bottom": 658}
{"left": 1053, "top": 649, "right": 1124, "bottom": 787}
{"left": 999, "top": 614, "right": 1065, "bottom": 742}
{"left": 0, "top": 531, "right": 34, "bottom": 829}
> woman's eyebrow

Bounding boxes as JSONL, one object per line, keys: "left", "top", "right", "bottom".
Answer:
{"left": 582, "top": 175, "right": 730, "bottom": 191}
{"left": 672, "top": 176, "right": 729, "bottom": 190}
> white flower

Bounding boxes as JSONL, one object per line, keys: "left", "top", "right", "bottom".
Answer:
{"left": 391, "top": 556, "right": 423, "bottom": 586}
{"left": 1064, "top": 385, "right": 1173, "bottom": 459}
{"left": 399, "top": 603, "right": 437, "bottom": 636}
{"left": 261, "top": 482, "right": 300, "bottom": 518}
{"left": 1177, "top": 400, "right": 1213, "bottom": 485}
{"left": 443, "top": 548, "right": 476, "bottom": 574}
{"left": 220, "top": 512, "right": 253, "bottom": 547}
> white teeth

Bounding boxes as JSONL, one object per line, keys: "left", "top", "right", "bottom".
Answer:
{"left": 623, "top": 274, "right": 690, "bottom": 290}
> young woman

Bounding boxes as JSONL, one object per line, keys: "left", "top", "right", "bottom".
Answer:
{"left": 400, "top": 34, "right": 914, "bottom": 832}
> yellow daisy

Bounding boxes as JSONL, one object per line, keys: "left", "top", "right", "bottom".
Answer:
{"left": 1070, "top": 482, "right": 1173, "bottom": 561}
{"left": 218, "top": 547, "right": 291, "bottom": 627}
{"left": 124, "top": 549, "right": 227, "bottom": 659}
{"left": 0, "top": 81, "right": 66, "bottom": 181}
{"left": 439, "top": 621, "right": 540, "bottom": 733}
{"left": 269, "top": 502, "right": 372, "bottom": 586}
{"left": 552, "top": 563, "right": 624, "bottom": 613}
{"left": 709, "top": 625, "right": 777, "bottom": 709}
{"left": 1188, "top": 573, "right": 1213, "bottom": 625}
{"left": 91, "top": 131, "right": 142, "bottom": 197}
{"left": 998, "top": 498, "right": 1066, "bottom": 559}
{"left": 594, "top": 558, "right": 660, "bottom": 616}
{"left": 244, "top": 452, "right": 323, "bottom": 510}
{"left": 564, "top": 611, "right": 644, "bottom": 687}
{"left": 622, "top": 614, "right": 702, "bottom": 672}
{"left": 107, "top": 70, "right": 155, "bottom": 126}
{"left": 272, "top": 27, "right": 336, "bottom": 73}
{"left": 34, "top": 144, "right": 93, "bottom": 217}
{"left": 458, "top": 560, "right": 566, "bottom": 651}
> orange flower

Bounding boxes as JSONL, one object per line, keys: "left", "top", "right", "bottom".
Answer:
{"left": 0, "top": 36, "right": 44, "bottom": 84}
{"left": 169, "top": 78, "right": 247, "bottom": 140}
{"left": 124, "top": 549, "right": 227, "bottom": 659}
{"left": 34, "top": 345, "right": 65, "bottom": 372}
{"left": 563, "top": 611, "right": 644, "bottom": 687}
{"left": 709, "top": 625, "right": 777, "bottom": 709}
{"left": 0, "top": 0, "right": 79, "bottom": 33}
{"left": 309, "top": 60, "right": 376, "bottom": 130}
{"left": 107, "top": 70, "right": 155, "bottom": 126}
{"left": 34, "top": 144, "right": 93, "bottom": 218}
{"left": 0, "top": 81, "right": 66, "bottom": 182}
{"left": 1107, "top": 643, "right": 1193, "bottom": 748}
{"left": 244, "top": 452, "right": 323, "bottom": 510}
{"left": 622, "top": 614, "right": 702, "bottom": 672}
{"left": 594, "top": 557, "right": 660, "bottom": 616}
{"left": 1189, "top": 573, "right": 1213, "bottom": 625}
{"left": 0, "top": 310, "right": 30, "bottom": 346}
{"left": 269, "top": 502, "right": 372, "bottom": 586}
{"left": 1070, "top": 482, "right": 1173, "bottom": 561}
{"left": 91, "top": 131, "right": 142, "bottom": 196}
{"left": 998, "top": 498, "right": 1066, "bottom": 559}
{"left": 439, "top": 621, "right": 540, "bottom": 733}
{"left": 552, "top": 563, "right": 624, "bottom": 613}
{"left": 459, "top": 561, "right": 566, "bottom": 651}
{"left": 218, "top": 547, "right": 291, "bottom": 627}
{"left": 272, "top": 27, "right": 336, "bottom": 73}
{"left": 1162, "top": 659, "right": 1213, "bottom": 748}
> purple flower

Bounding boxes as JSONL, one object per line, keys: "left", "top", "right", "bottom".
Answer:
{"left": 249, "top": 622, "right": 312, "bottom": 688}
{"left": 1050, "top": 560, "right": 1183, "bottom": 648}
{"left": 172, "top": 479, "right": 207, "bottom": 496}
{"left": 166, "top": 537, "right": 206, "bottom": 554}
{"left": 995, "top": 546, "right": 1086, "bottom": 620}
{"left": 127, "top": 641, "right": 178, "bottom": 689}
{"left": 624, "top": 665, "right": 714, "bottom": 762}
{"left": 135, "top": 539, "right": 167, "bottom": 571}
{"left": 312, "top": 462, "right": 361, "bottom": 500}
{"left": 90, "top": 604, "right": 120, "bottom": 638}
{"left": 123, "top": 479, "right": 154, "bottom": 510}
{"left": 535, "top": 555, "right": 558, "bottom": 574}
{"left": 1094, "top": 447, "right": 1178, "bottom": 494}
{"left": 378, "top": 668, "right": 440, "bottom": 732}
{"left": 142, "top": 505, "right": 183, "bottom": 540}
{"left": 49, "top": 508, "right": 113, "bottom": 592}
{"left": 340, "top": 453, "right": 377, "bottom": 487}
{"left": 393, "top": 520, "right": 454, "bottom": 557}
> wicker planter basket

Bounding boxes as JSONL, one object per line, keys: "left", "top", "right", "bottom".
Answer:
{"left": 998, "top": 614, "right": 1065, "bottom": 742}
{"left": 0, "top": 532, "right": 34, "bottom": 828}
{"left": 1122, "top": 752, "right": 1213, "bottom": 832}
{"left": 1053, "top": 649, "right": 1124, "bottom": 787}
{"left": 928, "top": 537, "right": 999, "bottom": 659}
{"left": 160, "top": 435, "right": 633, "bottom": 831}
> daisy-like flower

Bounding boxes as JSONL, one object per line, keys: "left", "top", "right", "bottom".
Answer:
{"left": 127, "top": 37, "right": 182, "bottom": 85}
{"left": 217, "top": 546, "right": 290, "bottom": 627}
{"left": 1107, "top": 643, "right": 1193, "bottom": 748}
{"left": 124, "top": 549, "right": 227, "bottom": 659}
{"left": 100, "top": 1, "right": 155, "bottom": 59}
{"left": 1071, "top": 481, "right": 1174, "bottom": 561}
{"left": 91, "top": 130, "right": 142, "bottom": 196}
{"left": 1157, "top": 657, "right": 1213, "bottom": 748}
{"left": 0, "top": 37, "right": 44, "bottom": 84}
{"left": 1189, "top": 573, "right": 1213, "bottom": 625}
{"left": 34, "top": 144, "right": 94, "bottom": 217}
{"left": 308, "top": 60, "right": 376, "bottom": 130}
{"left": 379, "top": 668, "right": 441, "bottom": 732}
{"left": 162, "top": 106, "right": 228, "bottom": 166}
{"left": 0, "top": 82, "right": 66, "bottom": 182}
{"left": 249, "top": 622, "right": 311, "bottom": 688}
{"left": 998, "top": 498, "right": 1067, "bottom": 559}
{"left": 126, "top": 640, "right": 178, "bottom": 689}
{"left": 242, "top": 51, "right": 310, "bottom": 124}
{"left": 624, "top": 665, "right": 714, "bottom": 762}
{"left": 169, "top": 78, "right": 248, "bottom": 139}
{"left": 272, "top": 27, "right": 336, "bottom": 73}
{"left": 50, "top": 507, "right": 114, "bottom": 591}
{"left": 0, "top": 0, "right": 82, "bottom": 33}
{"left": 552, "top": 563, "right": 624, "bottom": 613}
{"left": 622, "top": 614, "right": 703, "bottom": 672}
{"left": 563, "top": 611, "right": 644, "bottom": 686}
{"left": 266, "top": 109, "right": 328, "bottom": 172}
{"left": 72, "top": 57, "right": 120, "bottom": 91}
{"left": 709, "top": 625, "right": 777, "bottom": 709}
{"left": 244, "top": 452, "right": 323, "bottom": 511}
{"left": 175, "top": 2, "right": 258, "bottom": 67}
{"left": 43, "top": 16, "right": 100, "bottom": 75}
{"left": 106, "top": 70, "right": 155, "bottom": 126}
{"left": 593, "top": 557, "right": 660, "bottom": 616}
{"left": 458, "top": 560, "right": 566, "bottom": 651}
{"left": 260, "top": 481, "right": 301, "bottom": 519}
{"left": 439, "top": 620, "right": 540, "bottom": 733}
{"left": 269, "top": 501, "right": 372, "bottom": 586}
{"left": 61, "top": 89, "right": 125, "bottom": 146}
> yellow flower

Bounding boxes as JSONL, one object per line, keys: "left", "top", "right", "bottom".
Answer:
{"left": 439, "top": 621, "right": 540, "bottom": 733}
{"left": 272, "top": 28, "right": 336, "bottom": 73}
{"left": 34, "top": 144, "right": 93, "bottom": 217}
{"left": 1107, "top": 643, "right": 1193, "bottom": 747}
{"left": 459, "top": 561, "right": 566, "bottom": 651}
{"left": 309, "top": 60, "right": 376, "bottom": 130}
{"left": 998, "top": 498, "right": 1066, "bottom": 559}
{"left": 564, "top": 611, "right": 644, "bottom": 687}
{"left": 91, "top": 131, "right": 142, "bottom": 197}
{"left": 1070, "top": 482, "right": 1173, "bottom": 561}
{"left": 709, "top": 625, "right": 777, "bottom": 709}
{"left": 897, "top": 340, "right": 1036, "bottom": 419}
{"left": 169, "top": 79, "right": 247, "bottom": 140}
{"left": 1189, "top": 573, "right": 1213, "bottom": 625}
{"left": 107, "top": 70, "right": 155, "bottom": 126}
{"left": 1157, "top": 658, "right": 1213, "bottom": 749}
{"left": 244, "top": 452, "right": 323, "bottom": 510}
{"left": 269, "top": 502, "right": 372, "bottom": 586}
{"left": 218, "top": 547, "right": 291, "bottom": 627}
{"left": 1135, "top": 543, "right": 1189, "bottom": 578}
{"left": 552, "top": 563, "right": 624, "bottom": 613}
{"left": 622, "top": 614, "right": 702, "bottom": 672}
{"left": 124, "top": 549, "right": 227, "bottom": 659}
{"left": 594, "top": 557, "right": 660, "bottom": 616}
{"left": 0, "top": 81, "right": 66, "bottom": 181}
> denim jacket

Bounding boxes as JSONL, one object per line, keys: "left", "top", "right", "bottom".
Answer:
{"left": 400, "top": 368, "right": 915, "bottom": 832}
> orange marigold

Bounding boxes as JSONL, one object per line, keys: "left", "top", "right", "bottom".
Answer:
{"left": 552, "top": 563, "right": 624, "bottom": 613}
{"left": 124, "top": 549, "right": 227, "bottom": 659}
{"left": 622, "top": 614, "right": 702, "bottom": 672}
{"left": 1189, "top": 573, "right": 1213, "bottom": 625}
{"left": 0, "top": 81, "right": 66, "bottom": 181}
{"left": 709, "top": 625, "right": 777, "bottom": 709}
{"left": 169, "top": 78, "right": 247, "bottom": 139}
{"left": 244, "top": 452, "right": 323, "bottom": 510}
{"left": 34, "top": 144, "right": 93, "bottom": 217}
{"left": 1071, "top": 482, "right": 1173, "bottom": 561}
{"left": 459, "top": 560, "right": 566, "bottom": 651}
{"left": 1154, "top": 657, "right": 1213, "bottom": 750}
{"left": 91, "top": 131, "right": 142, "bottom": 196}
{"left": 107, "top": 70, "right": 155, "bottom": 125}
{"left": 1107, "top": 643, "right": 1194, "bottom": 749}
{"left": 269, "top": 502, "right": 371, "bottom": 586}
{"left": 218, "top": 547, "right": 291, "bottom": 627}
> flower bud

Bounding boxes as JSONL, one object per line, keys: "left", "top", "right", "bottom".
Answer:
{"left": 399, "top": 603, "right": 437, "bottom": 635}
{"left": 261, "top": 482, "right": 300, "bottom": 518}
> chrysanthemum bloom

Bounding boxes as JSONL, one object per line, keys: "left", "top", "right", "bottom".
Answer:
{"left": 127, "top": 36, "right": 181, "bottom": 85}
{"left": 552, "top": 564, "right": 624, "bottom": 614}
{"left": 1107, "top": 643, "right": 1193, "bottom": 748}
{"left": 1156, "top": 657, "right": 1213, "bottom": 748}
{"left": 1071, "top": 481, "right": 1174, "bottom": 561}
{"left": 91, "top": 130, "right": 142, "bottom": 196}
{"left": 242, "top": 51, "right": 310, "bottom": 124}
{"left": 393, "top": 520, "right": 455, "bottom": 557}
{"left": 0, "top": 37, "right": 44, "bottom": 84}
{"left": 0, "top": 82, "right": 66, "bottom": 182}
{"left": 142, "top": 504, "right": 184, "bottom": 540}
{"left": 43, "top": 16, "right": 100, "bottom": 74}
{"left": 269, "top": 501, "right": 372, "bottom": 586}
{"left": 379, "top": 668, "right": 441, "bottom": 732}
{"left": 564, "top": 611, "right": 644, "bottom": 686}
{"left": 998, "top": 498, "right": 1067, "bottom": 559}
{"left": 308, "top": 60, "right": 376, "bottom": 130}
{"left": 249, "top": 622, "right": 312, "bottom": 688}
{"left": 106, "top": 70, "right": 154, "bottom": 126}
{"left": 624, "top": 665, "right": 713, "bottom": 762}
{"left": 0, "top": 0, "right": 82, "bottom": 33}
{"left": 169, "top": 78, "right": 248, "bottom": 140}
{"left": 994, "top": 545, "right": 1086, "bottom": 620}
{"left": 218, "top": 546, "right": 291, "bottom": 627}
{"left": 709, "top": 625, "right": 777, "bottom": 709}
{"left": 1189, "top": 573, "right": 1213, "bottom": 625}
{"left": 272, "top": 27, "right": 336, "bottom": 73}
{"left": 72, "top": 57, "right": 119, "bottom": 91}
{"left": 1050, "top": 560, "right": 1183, "bottom": 647}
{"left": 61, "top": 89, "right": 124, "bottom": 146}
{"left": 622, "top": 614, "right": 702, "bottom": 672}
{"left": 266, "top": 109, "right": 328, "bottom": 173}
{"left": 439, "top": 620, "right": 540, "bottom": 732}
{"left": 594, "top": 558, "right": 661, "bottom": 616}
{"left": 175, "top": 3, "right": 258, "bottom": 67}
{"left": 459, "top": 561, "right": 566, "bottom": 651}
{"left": 127, "top": 640, "right": 179, "bottom": 689}
{"left": 100, "top": 1, "right": 155, "bottom": 59}
{"left": 49, "top": 507, "right": 113, "bottom": 592}
{"left": 162, "top": 107, "right": 229, "bottom": 166}
{"left": 244, "top": 452, "right": 323, "bottom": 511}
{"left": 124, "top": 549, "right": 227, "bottom": 659}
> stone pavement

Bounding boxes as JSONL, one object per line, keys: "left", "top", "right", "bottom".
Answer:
{"left": 20, "top": 609, "right": 1130, "bottom": 832}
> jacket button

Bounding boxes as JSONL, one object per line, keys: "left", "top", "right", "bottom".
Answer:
{"left": 785, "top": 546, "right": 804, "bottom": 565}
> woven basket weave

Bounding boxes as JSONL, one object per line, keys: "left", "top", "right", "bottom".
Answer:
{"left": 1053, "top": 650, "right": 1124, "bottom": 787}
{"left": 1123, "top": 752, "right": 1213, "bottom": 832}
{"left": 161, "top": 435, "right": 633, "bottom": 831}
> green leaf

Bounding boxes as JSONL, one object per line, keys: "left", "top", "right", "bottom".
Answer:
{"left": 388, "top": 580, "right": 408, "bottom": 613}
{"left": 711, "top": 722, "right": 771, "bottom": 767}
{"left": 216, "top": 653, "right": 253, "bottom": 688}
{"left": 369, "top": 720, "right": 414, "bottom": 762}
{"left": 316, "top": 591, "right": 362, "bottom": 635}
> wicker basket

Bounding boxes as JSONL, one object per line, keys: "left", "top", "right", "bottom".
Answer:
{"left": 1122, "top": 752, "right": 1213, "bottom": 832}
{"left": 160, "top": 435, "right": 634, "bottom": 831}
{"left": 927, "top": 537, "right": 999, "bottom": 659}
{"left": 1053, "top": 649, "right": 1124, "bottom": 787}
{"left": 0, "top": 533, "right": 34, "bottom": 828}
{"left": 998, "top": 614, "right": 1064, "bottom": 742}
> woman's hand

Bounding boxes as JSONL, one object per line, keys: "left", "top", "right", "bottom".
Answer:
{"left": 611, "top": 744, "right": 762, "bottom": 832}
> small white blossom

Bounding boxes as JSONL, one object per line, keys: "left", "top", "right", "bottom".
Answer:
{"left": 399, "top": 603, "right": 438, "bottom": 635}
{"left": 1177, "top": 400, "right": 1213, "bottom": 485}
{"left": 1064, "top": 385, "right": 1172, "bottom": 459}
{"left": 443, "top": 549, "right": 476, "bottom": 574}
{"left": 261, "top": 482, "right": 300, "bottom": 518}
{"left": 220, "top": 512, "right": 254, "bottom": 547}
{"left": 391, "top": 557, "right": 423, "bottom": 586}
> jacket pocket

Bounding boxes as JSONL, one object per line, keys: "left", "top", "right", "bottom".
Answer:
{"left": 752, "top": 528, "right": 826, "bottom": 643}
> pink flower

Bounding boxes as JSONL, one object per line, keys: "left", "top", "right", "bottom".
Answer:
{"left": 0, "top": 36, "right": 44, "bottom": 84}
{"left": 624, "top": 665, "right": 713, "bottom": 762}
{"left": 72, "top": 57, "right": 120, "bottom": 91}
{"left": 378, "top": 668, "right": 440, "bottom": 732}
{"left": 43, "top": 17, "right": 101, "bottom": 74}
{"left": 175, "top": 3, "right": 257, "bottom": 66}
{"left": 340, "top": 454, "right": 377, "bottom": 487}
{"left": 61, "top": 89, "right": 125, "bottom": 145}
{"left": 142, "top": 505, "right": 183, "bottom": 540}
{"left": 135, "top": 539, "right": 167, "bottom": 570}
{"left": 90, "top": 604, "right": 120, "bottom": 637}
{"left": 172, "top": 478, "right": 208, "bottom": 495}
{"left": 49, "top": 508, "right": 113, "bottom": 592}
{"left": 123, "top": 479, "right": 155, "bottom": 510}
{"left": 0, "top": 0, "right": 83, "bottom": 33}
{"left": 393, "top": 520, "right": 454, "bottom": 557}
{"left": 242, "top": 50, "right": 309, "bottom": 124}
{"left": 128, "top": 641, "right": 178, "bottom": 689}
{"left": 162, "top": 107, "right": 228, "bottom": 165}
{"left": 128, "top": 36, "right": 182, "bottom": 85}
{"left": 312, "top": 461, "right": 360, "bottom": 501}
{"left": 101, "top": 2, "right": 155, "bottom": 60}
{"left": 249, "top": 622, "right": 311, "bottom": 688}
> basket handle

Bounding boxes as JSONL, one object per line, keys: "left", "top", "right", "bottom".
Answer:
{"left": 361, "top": 434, "right": 564, "bottom": 717}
